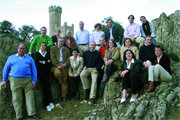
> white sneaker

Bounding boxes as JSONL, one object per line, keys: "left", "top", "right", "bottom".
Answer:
{"left": 120, "top": 98, "right": 126, "bottom": 103}
{"left": 120, "top": 93, "right": 129, "bottom": 103}
{"left": 49, "top": 103, "right": 55, "bottom": 109}
{"left": 46, "top": 105, "right": 52, "bottom": 111}
{"left": 130, "top": 94, "right": 138, "bottom": 103}
{"left": 80, "top": 100, "right": 88, "bottom": 104}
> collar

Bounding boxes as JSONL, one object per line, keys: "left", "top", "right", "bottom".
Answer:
{"left": 90, "top": 49, "right": 96, "bottom": 52}
{"left": 109, "top": 25, "right": 113, "bottom": 30}
{"left": 157, "top": 54, "right": 163, "bottom": 60}
{"left": 144, "top": 43, "right": 152, "bottom": 46}
{"left": 39, "top": 49, "right": 47, "bottom": 56}
{"left": 16, "top": 53, "right": 26, "bottom": 57}
{"left": 109, "top": 47, "right": 115, "bottom": 51}
{"left": 126, "top": 58, "right": 135, "bottom": 64}
{"left": 58, "top": 46, "right": 64, "bottom": 49}
{"left": 129, "top": 22, "right": 134, "bottom": 25}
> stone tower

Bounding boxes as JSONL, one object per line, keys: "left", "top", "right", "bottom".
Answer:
{"left": 49, "top": 5, "right": 62, "bottom": 36}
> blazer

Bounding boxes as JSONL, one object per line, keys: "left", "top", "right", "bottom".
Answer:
{"left": 155, "top": 53, "right": 172, "bottom": 75}
{"left": 50, "top": 45, "right": 70, "bottom": 72}
{"left": 51, "top": 35, "right": 62, "bottom": 45}
{"left": 64, "top": 36, "right": 77, "bottom": 49}
{"left": 104, "top": 47, "right": 121, "bottom": 69}
{"left": 34, "top": 51, "right": 51, "bottom": 71}
{"left": 122, "top": 59, "right": 142, "bottom": 73}
{"left": 69, "top": 56, "right": 84, "bottom": 77}
{"left": 105, "top": 26, "right": 123, "bottom": 44}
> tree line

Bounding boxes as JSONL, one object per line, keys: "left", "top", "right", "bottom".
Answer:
{"left": 0, "top": 20, "right": 40, "bottom": 42}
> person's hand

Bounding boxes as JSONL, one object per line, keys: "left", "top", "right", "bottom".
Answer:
{"left": 47, "top": 59, "right": 51, "bottom": 63}
{"left": 0, "top": 82, "right": 7, "bottom": 88}
{"left": 105, "top": 60, "right": 109, "bottom": 65}
{"left": 108, "top": 59, "right": 113, "bottom": 65}
{"left": 93, "top": 69, "right": 98, "bottom": 74}
{"left": 39, "top": 61, "right": 44, "bottom": 64}
{"left": 143, "top": 62, "right": 149, "bottom": 68}
{"left": 32, "top": 83, "right": 36, "bottom": 89}
{"left": 131, "top": 37, "right": 135, "bottom": 42}
{"left": 69, "top": 75, "right": 75, "bottom": 77}
{"left": 110, "top": 79, "right": 115, "bottom": 82}
{"left": 83, "top": 66, "right": 87, "bottom": 70}
{"left": 120, "top": 70, "right": 129, "bottom": 77}
{"left": 61, "top": 64, "right": 65, "bottom": 70}
{"left": 28, "top": 53, "right": 31, "bottom": 56}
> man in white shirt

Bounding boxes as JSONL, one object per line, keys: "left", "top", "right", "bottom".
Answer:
{"left": 90, "top": 23, "right": 105, "bottom": 50}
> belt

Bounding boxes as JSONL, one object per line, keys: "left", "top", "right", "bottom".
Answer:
{"left": 79, "top": 44, "right": 87, "bottom": 45}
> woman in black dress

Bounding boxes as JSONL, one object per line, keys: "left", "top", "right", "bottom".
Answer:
{"left": 34, "top": 42, "right": 54, "bottom": 111}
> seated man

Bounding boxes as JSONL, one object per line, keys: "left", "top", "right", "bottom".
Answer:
{"left": 146, "top": 45, "right": 172, "bottom": 92}
{"left": 139, "top": 36, "right": 156, "bottom": 68}
{"left": 80, "top": 41, "right": 103, "bottom": 104}
{"left": 140, "top": 16, "right": 156, "bottom": 45}
{"left": 124, "top": 15, "right": 145, "bottom": 48}
{"left": 99, "top": 37, "right": 107, "bottom": 58}
{"left": 50, "top": 38, "right": 70, "bottom": 102}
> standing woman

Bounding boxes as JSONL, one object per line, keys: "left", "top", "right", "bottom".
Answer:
{"left": 34, "top": 42, "right": 54, "bottom": 111}
{"left": 120, "top": 38, "right": 139, "bottom": 61}
{"left": 68, "top": 48, "right": 84, "bottom": 99}
{"left": 120, "top": 49, "right": 144, "bottom": 103}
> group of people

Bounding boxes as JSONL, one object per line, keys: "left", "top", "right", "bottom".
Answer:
{"left": 0, "top": 15, "right": 172, "bottom": 120}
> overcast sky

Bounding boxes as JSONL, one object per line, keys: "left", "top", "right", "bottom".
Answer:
{"left": 0, "top": 0, "right": 179, "bottom": 36}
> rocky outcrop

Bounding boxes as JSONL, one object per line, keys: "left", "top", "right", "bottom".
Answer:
{"left": 152, "top": 10, "right": 180, "bottom": 85}
{"left": 103, "top": 10, "right": 180, "bottom": 120}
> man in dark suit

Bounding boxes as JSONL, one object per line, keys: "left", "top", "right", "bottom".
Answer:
{"left": 105, "top": 18, "right": 123, "bottom": 48}
{"left": 51, "top": 29, "right": 62, "bottom": 45}
{"left": 146, "top": 45, "right": 172, "bottom": 92}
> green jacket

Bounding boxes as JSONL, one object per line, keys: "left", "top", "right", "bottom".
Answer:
{"left": 104, "top": 47, "right": 122, "bottom": 69}
{"left": 50, "top": 45, "right": 70, "bottom": 72}
{"left": 29, "top": 35, "right": 53, "bottom": 53}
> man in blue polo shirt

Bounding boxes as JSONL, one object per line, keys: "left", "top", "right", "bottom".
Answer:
{"left": 1, "top": 44, "right": 38, "bottom": 120}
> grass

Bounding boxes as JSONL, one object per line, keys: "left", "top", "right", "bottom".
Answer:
{"left": 27, "top": 98, "right": 105, "bottom": 120}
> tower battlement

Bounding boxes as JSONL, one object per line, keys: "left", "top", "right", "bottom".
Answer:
{"left": 49, "top": 5, "right": 62, "bottom": 13}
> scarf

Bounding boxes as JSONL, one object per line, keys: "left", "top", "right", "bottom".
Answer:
{"left": 142, "top": 21, "right": 151, "bottom": 36}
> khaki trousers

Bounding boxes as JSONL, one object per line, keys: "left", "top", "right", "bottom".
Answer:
{"left": 80, "top": 68, "right": 98, "bottom": 99}
{"left": 9, "top": 77, "right": 36, "bottom": 119}
{"left": 77, "top": 44, "right": 89, "bottom": 56}
{"left": 130, "top": 36, "right": 145, "bottom": 48}
{"left": 148, "top": 64, "right": 172, "bottom": 82}
{"left": 54, "top": 66, "right": 68, "bottom": 99}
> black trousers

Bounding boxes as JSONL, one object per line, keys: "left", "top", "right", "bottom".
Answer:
{"left": 105, "top": 62, "right": 118, "bottom": 76}
{"left": 38, "top": 71, "right": 53, "bottom": 106}
{"left": 122, "top": 71, "right": 144, "bottom": 94}
{"left": 68, "top": 76, "right": 80, "bottom": 98}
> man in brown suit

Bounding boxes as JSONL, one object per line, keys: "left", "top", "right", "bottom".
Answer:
{"left": 50, "top": 38, "right": 70, "bottom": 102}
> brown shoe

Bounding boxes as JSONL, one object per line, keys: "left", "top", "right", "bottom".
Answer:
{"left": 146, "top": 81, "right": 154, "bottom": 92}
{"left": 63, "top": 98, "right": 67, "bottom": 102}
{"left": 102, "top": 74, "right": 109, "bottom": 82}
